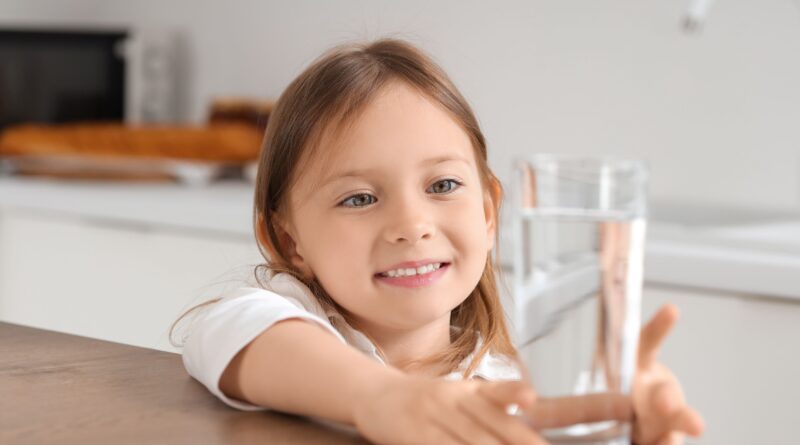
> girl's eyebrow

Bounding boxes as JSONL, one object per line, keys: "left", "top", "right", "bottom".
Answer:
{"left": 322, "top": 155, "right": 470, "bottom": 187}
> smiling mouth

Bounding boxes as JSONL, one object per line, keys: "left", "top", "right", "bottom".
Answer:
{"left": 375, "top": 262, "right": 450, "bottom": 278}
{"left": 373, "top": 261, "right": 451, "bottom": 288}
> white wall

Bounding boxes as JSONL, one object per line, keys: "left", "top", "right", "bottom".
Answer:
{"left": 2, "top": 0, "right": 799, "bottom": 209}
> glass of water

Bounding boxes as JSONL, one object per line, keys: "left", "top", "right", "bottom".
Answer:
{"left": 510, "top": 154, "right": 648, "bottom": 445}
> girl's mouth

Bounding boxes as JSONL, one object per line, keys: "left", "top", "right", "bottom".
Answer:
{"left": 374, "top": 262, "right": 450, "bottom": 288}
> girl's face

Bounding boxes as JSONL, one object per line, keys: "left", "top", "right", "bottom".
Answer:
{"left": 280, "top": 82, "right": 497, "bottom": 335}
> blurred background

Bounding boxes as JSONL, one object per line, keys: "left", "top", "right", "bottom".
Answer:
{"left": 1, "top": 1, "right": 799, "bottom": 443}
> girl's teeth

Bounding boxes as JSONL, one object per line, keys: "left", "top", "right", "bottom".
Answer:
{"left": 382, "top": 263, "right": 442, "bottom": 278}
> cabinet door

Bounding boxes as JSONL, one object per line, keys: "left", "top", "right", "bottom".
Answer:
{"left": 0, "top": 210, "right": 263, "bottom": 352}
{"left": 642, "top": 285, "right": 800, "bottom": 445}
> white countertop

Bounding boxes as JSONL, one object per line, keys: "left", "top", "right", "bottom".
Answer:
{"left": 2, "top": 176, "right": 799, "bottom": 301}
{"left": 646, "top": 223, "right": 800, "bottom": 300}
{"left": 643, "top": 200, "right": 800, "bottom": 300}
{"left": 0, "top": 176, "right": 255, "bottom": 240}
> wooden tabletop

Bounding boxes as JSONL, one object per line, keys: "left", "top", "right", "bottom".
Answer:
{"left": 0, "top": 322, "right": 369, "bottom": 444}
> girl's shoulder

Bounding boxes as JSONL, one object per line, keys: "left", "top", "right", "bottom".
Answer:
{"left": 220, "top": 273, "right": 384, "bottom": 360}
{"left": 206, "top": 272, "right": 336, "bottom": 325}
{"left": 257, "top": 272, "right": 331, "bottom": 319}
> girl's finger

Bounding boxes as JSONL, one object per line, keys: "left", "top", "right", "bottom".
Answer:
{"left": 642, "top": 383, "right": 703, "bottom": 440}
{"left": 668, "top": 406, "right": 705, "bottom": 437}
{"left": 478, "top": 380, "right": 537, "bottom": 410}
{"left": 638, "top": 305, "right": 679, "bottom": 368}
{"left": 635, "top": 382, "right": 681, "bottom": 440}
{"left": 460, "top": 390, "right": 548, "bottom": 445}
{"left": 651, "top": 381, "right": 682, "bottom": 417}
{"left": 525, "top": 393, "right": 633, "bottom": 429}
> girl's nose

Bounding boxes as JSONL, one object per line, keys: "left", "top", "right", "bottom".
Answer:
{"left": 383, "top": 202, "right": 436, "bottom": 244}
{"left": 386, "top": 222, "right": 435, "bottom": 244}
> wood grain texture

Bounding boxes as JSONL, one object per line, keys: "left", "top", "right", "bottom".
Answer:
{"left": 0, "top": 322, "right": 369, "bottom": 444}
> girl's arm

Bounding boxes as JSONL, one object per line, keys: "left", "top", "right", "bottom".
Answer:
{"left": 219, "top": 318, "right": 401, "bottom": 425}
{"left": 219, "top": 318, "right": 547, "bottom": 445}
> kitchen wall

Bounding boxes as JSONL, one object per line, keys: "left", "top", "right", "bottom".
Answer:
{"left": 2, "top": 0, "right": 799, "bottom": 211}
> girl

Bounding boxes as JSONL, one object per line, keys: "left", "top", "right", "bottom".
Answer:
{"left": 177, "top": 38, "right": 704, "bottom": 445}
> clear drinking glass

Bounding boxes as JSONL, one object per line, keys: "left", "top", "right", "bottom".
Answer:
{"left": 510, "top": 154, "right": 648, "bottom": 445}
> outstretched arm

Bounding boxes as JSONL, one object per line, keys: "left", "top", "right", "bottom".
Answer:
{"left": 219, "top": 318, "right": 400, "bottom": 425}
{"left": 219, "top": 318, "right": 547, "bottom": 445}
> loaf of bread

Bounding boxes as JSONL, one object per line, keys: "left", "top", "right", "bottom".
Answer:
{"left": 0, "top": 122, "right": 263, "bottom": 163}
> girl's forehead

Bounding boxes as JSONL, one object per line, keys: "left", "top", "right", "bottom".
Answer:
{"left": 305, "top": 82, "right": 477, "bottom": 181}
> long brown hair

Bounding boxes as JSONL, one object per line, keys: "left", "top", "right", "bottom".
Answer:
{"left": 252, "top": 38, "right": 517, "bottom": 377}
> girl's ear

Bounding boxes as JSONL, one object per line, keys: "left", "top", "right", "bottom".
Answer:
{"left": 269, "top": 213, "right": 315, "bottom": 279}
{"left": 483, "top": 177, "right": 503, "bottom": 250}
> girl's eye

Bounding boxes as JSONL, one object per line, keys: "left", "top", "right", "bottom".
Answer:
{"left": 340, "top": 193, "right": 377, "bottom": 208}
{"left": 339, "top": 180, "right": 460, "bottom": 207}
{"left": 427, "top": 179, "right": 462, "bottom": 194}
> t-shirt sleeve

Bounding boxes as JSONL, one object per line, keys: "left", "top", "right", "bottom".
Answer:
{"left": 180, "top": 288, "right": 346, "bottom": 411}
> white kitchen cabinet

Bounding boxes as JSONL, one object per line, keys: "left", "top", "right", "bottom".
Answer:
{"left": 0, "top": 208, "right": 263, "bottom": 352}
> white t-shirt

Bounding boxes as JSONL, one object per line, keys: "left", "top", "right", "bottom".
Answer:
{"left": 181, "top": 272, "right": 521, "bottom": 411}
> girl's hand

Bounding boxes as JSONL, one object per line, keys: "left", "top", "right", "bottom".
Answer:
{"left": 352, "top": 375, "right": 545, "bottom": 445}
{"left": 517, "top": 305, "right": 705, "bottom": 445}
{"left": 631, "top": 304, "right": 704, "bottom": 444}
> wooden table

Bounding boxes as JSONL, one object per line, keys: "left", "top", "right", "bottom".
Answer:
{"left": 0, "top": 322, "right": 369, "bottom": 444}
